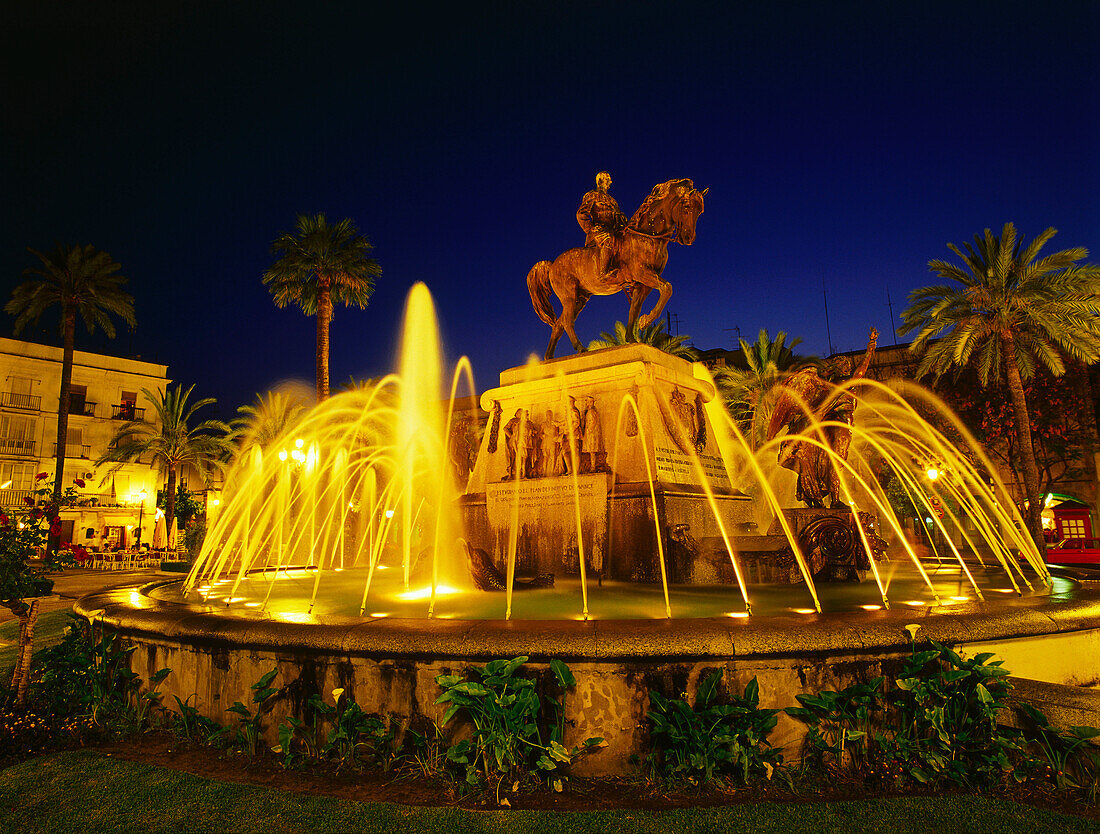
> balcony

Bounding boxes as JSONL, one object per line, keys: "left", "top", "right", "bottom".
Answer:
{"left": 69, "top": 400, "right": 97, "bottom": 417}
{"left": 51, "top": 442, "right": 91, "bottom": 459}
{"left": 0, "top": 488, "right": 34, "bottom": 508}
{"left": 0, "top": 438, "right": 37, "bottom": 457}
{"left": 111, "top": 404, "right": 146, "bottom": 421}
{"left": 0, "top": 392, "right": 41, "bottom": 411}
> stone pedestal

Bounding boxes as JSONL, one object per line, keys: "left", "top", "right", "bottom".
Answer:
{"left": 459, "top": 345, "right": 753, "bottom": 584}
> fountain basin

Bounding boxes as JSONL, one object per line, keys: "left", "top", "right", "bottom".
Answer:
{"left": 76, "top": 573, "right": 1100, "bottom": 775}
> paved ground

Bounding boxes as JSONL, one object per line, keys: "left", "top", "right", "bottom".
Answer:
{"left": 0, "top": 567, "right": 165, "bottom": 626}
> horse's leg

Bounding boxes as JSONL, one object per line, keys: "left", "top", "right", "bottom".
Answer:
{"left": 626, "top": 284, "right": 651, "bottom": 341}
{"left": 637, "top": 275, "right": 673, "bottom": 330}
{"left": 560, "top": 292, "right": 591, "bottom": 354}
{"left": 545, "top": 318, "right": 566, "bottom": 360}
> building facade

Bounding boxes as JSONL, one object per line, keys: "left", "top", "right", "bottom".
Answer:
{"left": 0, "top": 337, "right": 169, "bottom": 550}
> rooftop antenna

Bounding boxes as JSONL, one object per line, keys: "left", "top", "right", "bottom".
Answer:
{"left": 722, "top": 326, "right": 741, "bottom": 346}
{"left": 823, "top": 277, "right": 835, "bottom": 355}
{"left": 886, "top": 287, "right": 898, "bottom": 346}
{"left": 666, "top": 311, "right": 681, "bottom": 336}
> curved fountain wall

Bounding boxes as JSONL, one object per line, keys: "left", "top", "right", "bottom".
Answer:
{"left": 76, "top": 577, "right": 1100, "bottom": 774}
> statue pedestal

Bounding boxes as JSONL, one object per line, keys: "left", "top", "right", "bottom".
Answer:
{"left": 459, "top": 345, "right": 753, "bottom": 584}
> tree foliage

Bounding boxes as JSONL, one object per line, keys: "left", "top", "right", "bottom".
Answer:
{"left": 99, "top": 385, "right": 232, "bottom": 527}
{"left": 587, "top": 320, "right": 698, "bottom": 359}
{"left": 262, "top": 214, "right": 381, "bottom": 401}
{"left": 899, "top": 223, "right": 1100, "bottom": 550}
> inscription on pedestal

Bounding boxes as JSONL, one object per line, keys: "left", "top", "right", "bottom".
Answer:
{"left": 653, "top": 445, "right": 731, "bottom": 489}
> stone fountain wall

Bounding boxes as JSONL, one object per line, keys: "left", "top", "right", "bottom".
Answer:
{"left": 459, "top": 345, "right": 754, "bottom": 584}
{"left": 77, "top": 582, "right": 1100, "bottom": 777}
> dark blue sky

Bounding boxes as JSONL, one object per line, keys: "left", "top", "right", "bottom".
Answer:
{"left": 3, "top": 2, "right": 1097, "bottom": 419}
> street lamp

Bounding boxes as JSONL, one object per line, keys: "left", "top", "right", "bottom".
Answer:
{"left": 135, "top": 488, "right": 149, "bottom": 547}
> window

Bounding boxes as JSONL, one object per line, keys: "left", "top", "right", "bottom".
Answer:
{"left": 69, "top": 384, "right": 88, "bottom": 415}
{"left": 1061, "top": 518, "right": 1086, "bottom": 539}
{"left": 0, "top": 462, "right": 34, "bottom": 491}
{"left": 120, "top": 390, "right": 138, "bottom": 420}
{"left": 0, "top": 414, "right": 36, "bottom": 454}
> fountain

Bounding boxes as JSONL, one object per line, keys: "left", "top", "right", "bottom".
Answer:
{"left": 77, "top": 196, "right": 1100, "bottom": 773}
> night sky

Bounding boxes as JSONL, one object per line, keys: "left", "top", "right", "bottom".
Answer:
{"left": 3, "top": 2, "right": 1097, "bottom": 420}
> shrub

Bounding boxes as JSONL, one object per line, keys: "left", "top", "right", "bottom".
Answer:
{"left": 647, "top": 672, "right": 782, "bottom": 785}
{"left": 435, "top": 656, "right": 602, "bottom": 794}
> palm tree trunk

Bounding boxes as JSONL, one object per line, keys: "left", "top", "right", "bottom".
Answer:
{"left": 316, "top": 283, "right": 332, "bottom": 401}
{"left": 165, "top": 466, "right": 177, "bottom": 540}
{"left": 1001, "top": 335, "right": 1045, "bottom": 555}
{"left": 51, "top": 306, "right": 76, "bottom": 554}
{"left": 10, "top": 599, "right": 40, "bottom": 707}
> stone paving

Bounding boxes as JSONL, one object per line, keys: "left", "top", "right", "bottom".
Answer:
{"left": 0, "top": 567, "right": 165, "bottom": 627}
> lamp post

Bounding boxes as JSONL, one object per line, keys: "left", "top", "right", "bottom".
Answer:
{"left": 135, "top": 488, "right": 148, "bottom": 548}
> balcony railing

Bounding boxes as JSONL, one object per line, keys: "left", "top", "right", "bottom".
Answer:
{"left": 0, "top": 488, "right": 34, "bottom": 508}
{"left": 69, "top": 400, "right": 97, "bottom": 417}
{"left": 0, "top": 438, "right": 36, "bottom": 456}
{"left": 111, "top": 404, "right": 145, "bottom": 421}
{"left": 51, "top": 442, "right": 91, "bottom": 459}
{"left": 0, "top": 392, "right": 41, "bottom": 411}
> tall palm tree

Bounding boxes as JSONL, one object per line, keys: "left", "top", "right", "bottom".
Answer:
{"left": 5, "top": 245, "right": 135, "bottom": 513}
{"left": 98, "top": 385, "right": 233, "bottom": 527}
{"left": 262, "top": 214, "right": 381, "bottom": 401}
{"left": 587, "top": 321, "right": 699, "bottom": 360}
{"left": 712, "top": 329, "right": 813, "bottom": 450}
{"left": 899, "top": 223, "right": 1100, "bottom": 551}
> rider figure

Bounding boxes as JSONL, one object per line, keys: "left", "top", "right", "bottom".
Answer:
{"left": 576, "top": 171, "right": 628, "bottom": 279}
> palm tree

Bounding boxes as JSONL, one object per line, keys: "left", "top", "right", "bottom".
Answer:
{"left": 899, "top": 223, "right": 1100, "bottom": 551}
{"left": 5, "top": 245, "right": 135, "bottom": 513}
{"left": 231, "top": 386, "right": 310, "bottom": 454}
{"left": 712, "top": 329, "right": 814, "bottom": 449}
{"left": 587, "top": 321, "right": 699, "bottom": 360}
{"left": 99, "top": 385, "right": 233, "bottom": 527}
{"left": 262, "top": 214, "right": 381, "bottom": 401}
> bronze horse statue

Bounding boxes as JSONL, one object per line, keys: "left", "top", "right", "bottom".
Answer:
{"left": 527, "top": 178, "right": 707, "bottom": 360}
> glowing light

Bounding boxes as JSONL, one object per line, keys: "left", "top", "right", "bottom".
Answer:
{"left": 398, "top": 584, "right": 460, "bottom": 601}
{"left": 294, "top": 438, "right": 304, "bottom": 449}
{"left": 211, "top": 498, "right": 220, "bottom": 507}
{"left": 224, "top": 597, "right": 244, "bottom": 603}
{"left": 0, "top": 481, "right": 11, "bottom": 489}
{"left": 278, "top": 449, "right": 288, "bottom": 461}
{"left": 272, "top": 611, "right": 314, "bottom": 623}
{"left": 384, "top": 509, "right": 395, "bottom": 519}
{"left": 791, "top": 608, "right": 816, "bottom": 614}
{"left": 950, "top": 595, "right": 970, "bottom": 602}
{"left": 904, "top": 600, "right": 926, "bottom": 607}
{"left": 926, "top": 468, "right": 940, "bottom": 481}
{"left": 726, "top": 611, "right": 749, "bottom": 618}
{"left": 369, "top": 612, "right": 389, "bottom": 618}
{"left": 859, "top": 604, "right": 882, "bottom": 611}
{"left": 991, "top": 588, "right": 1015, "bottom": 594}
{"left": 129, "top": 591, "right": 143, "bottom": 606}
{"left": 244, "top": 602, "right": 261, "bottom": 608}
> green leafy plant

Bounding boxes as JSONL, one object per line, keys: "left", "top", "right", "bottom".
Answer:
{"left": 786, "top": 677, "right": 884, "bottom": 770}
{"left": 1017, "top": 702, "right": 1100, "bottom": 801}
{"left": 435, "top": 656, "right": 603, "bottom": 797}
{"left": 170, "top": 694, "right": 224, "bottom": 744}
{"left": 320, "top": 689, "right": 400, "bottom": 772}
{"left": 648, "top": 672, "right": 782, "bottom": 785}
{"left": 226, "top": 668, "right": 278, "bottom": 757}
{"left": 879, "top": 640, "right": 1019, "bottom": 787}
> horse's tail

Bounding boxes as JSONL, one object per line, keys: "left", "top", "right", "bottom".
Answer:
{"left": 526, "top": 260, "right": 557, "bottom": 326}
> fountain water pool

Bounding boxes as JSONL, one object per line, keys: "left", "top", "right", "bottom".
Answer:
{"left": 76, "top": 283, "right": 1100, "bottom": 773}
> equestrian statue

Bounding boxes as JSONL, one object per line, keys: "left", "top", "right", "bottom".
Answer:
{"left": 527, "top": 172, "right": 707, "bottom": 360}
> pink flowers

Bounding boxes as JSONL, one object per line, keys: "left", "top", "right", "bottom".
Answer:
{"left": 74, "top": 478, "right": 86, "bottom": 488}
{"left": 35, "top": 472, "right": 49, "bottom": 481}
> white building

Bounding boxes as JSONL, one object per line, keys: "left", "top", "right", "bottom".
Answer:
{"left": 0, "top": 337, "right": 169, "bottom": 550}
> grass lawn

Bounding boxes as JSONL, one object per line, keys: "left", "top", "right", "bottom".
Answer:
{"left": 0, "top": 750, "right": 1095, "bottom": 834}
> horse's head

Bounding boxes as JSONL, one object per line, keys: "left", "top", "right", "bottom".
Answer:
{"left": 671, "top": 183, "right": 707, "bottom": 245}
